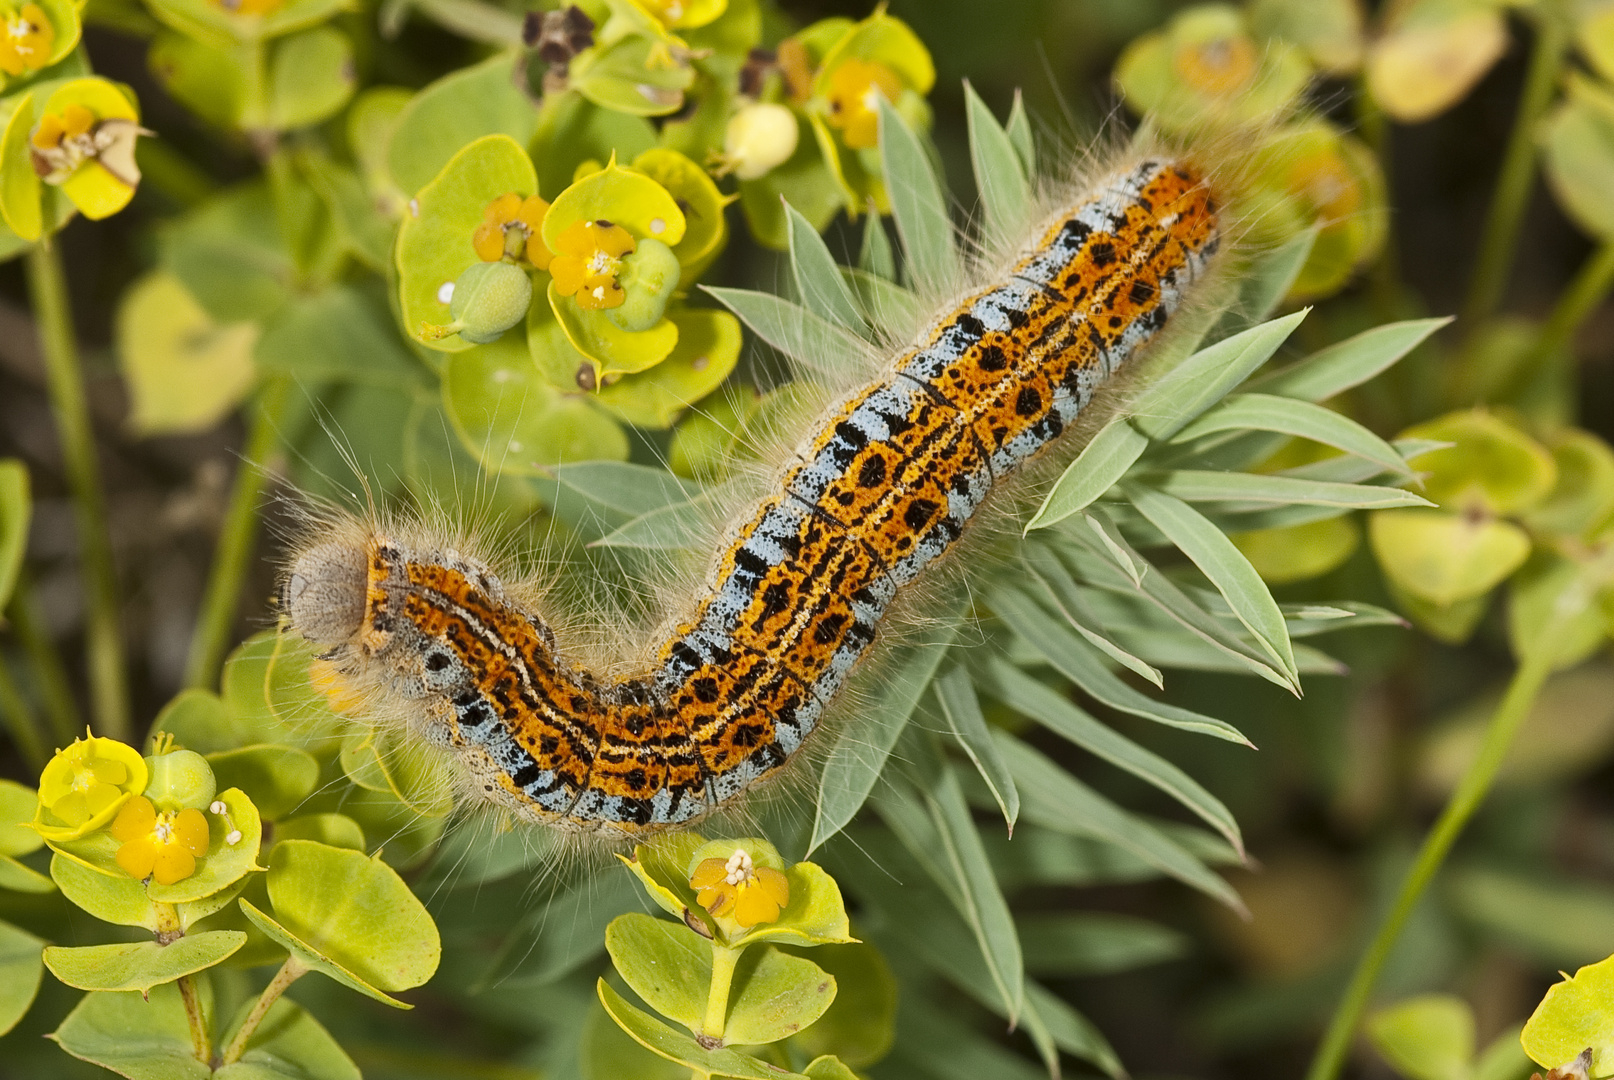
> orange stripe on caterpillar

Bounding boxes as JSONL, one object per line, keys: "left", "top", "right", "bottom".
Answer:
{"left": 280, "top": 158, "right": 1220, "bottom": 837}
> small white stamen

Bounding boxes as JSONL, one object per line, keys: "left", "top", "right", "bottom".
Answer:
{"left": 209, "top": 801, "right": 227, "bottom": 815}
{"left": 226, "top": 830, "right": 242, "bottom": 845}
{"left": 436, "top": 280, "right": 455, "bottom": 304}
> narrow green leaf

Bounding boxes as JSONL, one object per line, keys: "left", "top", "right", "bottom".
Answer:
{"left": 841, "top": 267, "right": 924, "bottom": 330}
{"left": 1025, "top": 543, "right": 1163, "bottom": 689}
{"left": 810, "top": 625, "right": 956, "bottom": 852}
{"left": 1171, "top": 393, "right": 1413, "bottom": 477}
{"left": 877, "top": 96, "right": 960, "bottom": 292}
{"left": 703, "top": 285, "right": 872, "bottom": 380}
{"left": 986, "top": 659, "right": 1244, "bottom": 855}
{"left": 1018, "top": 912, "right": 1189, "bottom": 976}
{"left": 1148, "top": 469, "right": 1432, "bottom": 509}
{"left": 996, "top": 732, "right": 1245, "bottom": 910}
{"left": 1125, "top": 485, "right": 1298, "bottom": 686}
{"left": 1130, "top": 310, "right": 1308, "bottom": 440}
{"left": 1215, "top": 228, "right": 1315, "bottom": 337}
{"left": 592, "top": 489, "right": 724, "bottom": 551}
{"left": 1081, "top": 509, "right": 1146, "bottom": 587}
{"left": 989, "top": 584, "right": 1252, "bottom": 743}
{"left": 1024, "top": 418, "right": 1149, "bottom": 533}
{"left": 786, "top": 201, "right": 864, "bottom": 332}
{"left": 548, "top": 462, "right": 705, "bottom": 519}
{"left": 1250, "top": 317, "right": 1450, "bottom": 402}
{"left": 1004, "top": 89, "right": 1035, "bottom": 177}
{"left": 859, "top": 212, "right": 896, "bottom": 281}
{"left": 1024, "top": 980, "right": 1126, "bottom": 1079}
{"left": 1281, "top": 438, "right": 1448, "bottom": 484}
{"left": 0, "top": 459, "right": 28, "bottom": 612}
{"left": 964, "top": 80, "right": 1032, "bottom": 251}
{"left": 932, "top": 666, "right": 1019, "bottom": 831}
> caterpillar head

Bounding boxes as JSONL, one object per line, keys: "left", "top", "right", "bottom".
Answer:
{"left": 282, "top": 542, "right": 368, "bottom": 648}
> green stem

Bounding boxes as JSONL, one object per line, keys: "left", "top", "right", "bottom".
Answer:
{"left": 0, "top": 653, "right": 46, "bottom": 770}
{"left": 7, "top": 574, "right": 84, "bottom": 745}
{"left": 1460, "top": 6, "right": 1570, "bottom": 332}
{"left": 27, "top": 243, "right": 128, "bottom": 743}
{"left": 702, "top": 944, "right": 742, "bottom": 1044}
{"left": 184, "top": 378, "right": 289, "bottom": 690}
{"left": 1305, "top": 644, "right": 1557, "bottom": 1080}
{"left": 152, "top": 904, "right": 210, "bottom": 1063}
{"left": 1536, "top": 239, "right": 1614, "bottom": 360}
{"left": 221, "top": 954, "right": 307, "bottom": 1066}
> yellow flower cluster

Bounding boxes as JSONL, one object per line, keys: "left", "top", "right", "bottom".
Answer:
{"left": 110, "top": 795, "right": 210, "bottom": 885}
{"left": 0, "top": 2, "right": 53, "bottom": 77}
{"left": 690, "top": 846, "right": 790, "bottom": 928}
{"left": 548, "top": 218, "right": 635, "bottom": 311}
{"left": 473, "top": 192, "right": 554, "bottom": 269}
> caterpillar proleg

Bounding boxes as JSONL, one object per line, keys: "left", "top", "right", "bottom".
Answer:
{"left": 280, "top": 155, "right": 1221, "bottom": 838}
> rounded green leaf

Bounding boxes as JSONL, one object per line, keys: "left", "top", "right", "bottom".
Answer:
{"left": 1233, "top": 516, "right": 1360, "bottom": 585}
{"left": 631, "top": 147, "right": 729, "bottom": 285}
{"left": 604, "top": 913, "right": 709, "bottom": 1031}
{"left": 784, "top": 942, "right": 896, "bottom": 1067}
{"left": 155, "top": 687, "right": 249, "bottom": 756}
{"left": 1367, "top": 6, "right": 1506, "bottom": 124}
{"left": 143, "top": 0, "right": 349, "bottom": 49}
{"left": 1370, "top": 508, "right": 1532, "bottom": 607}
{"left": 1367, "top": 994, "right": 1474, "bottom": 1080}
{"left": 115, "top": 271, "right": 259, "bottom": 436}
{"left": 149, "top": 31, "right": 247, "bottom": 128}
{"left": 621, "top": 833, "right": 711, "bottom": 927}
{"left": 571, "top": 34, "right": 694, "bottom": 117}
{"left": 216, "top": 993, "right": 360, "bottom": 1080}
{"left": 443, "top": 328, "right": 629, "bottom": 472}
{"left": 267, "top": 26, "right": 354, "bottom": 130}
{"left": 1508, "top": 556, "right": 1610, "bottom": 671}
{"left": 722, "top": 946, "right": 836, "bottom": 1046}
{"left": 255, "top": 838, "right": 440, "bottom": 1002}
{"left": 52, "top": 852, "right": 160, "bottom": 929}
{"left": 1400, "top": 411, "right": 1557, "bottom": 515}
{"left": 1522, "top": 953, "right": 1614, "bottom": 1078}
{"left": 549, "top": 281, "right": 680, "bottom": 379}
{"left": 543, "top": 157, "right": 685, "bottom": 249}
{"left": 388, "top": 52, "right": 539, "bottom": 197}
{"left": 147, "top": 787, "right": 264, "bottom": 905}
{"left": 0, "top": 919, "right": 43, "bottom": 1036}
{"left": 596, "top": 979, "right": 811, "bottom": 1079}
{"left": 594, "top": 308, "right": 742, "bottom": 429}
{"left": 0, "top": 92, "right": 41, "bottom": 242}
{"left": 51, "top": 980, "right": 213, "bottom": 1080}
{"left": 273, "top": 813, "right": 365, "bottom": 851}
{"left": 1524, "top": 429, "right": 1614, "bottom": 539}
{"left": 804, "top": 1058, "right": 859, "bottom": 1080}
{"left": 0, "top": 779, "right": 42, "bottom": 858}
{"left": 396, "top": 133, "right": 537, "bottom": 352}
{"left": 1386, "top": 579, "right": 1491, "bottom": 646}
{"left": 1543, "top": 75, "right": 1614, "bottom": 238}
{"left": 206, "top": 744, "right": 318, "bottom": 821}
{"left": 43, "top": 932, "right": 246, "bottom": 992}
{"left": 336, "top": 731, "right": 454, "bottom": 818}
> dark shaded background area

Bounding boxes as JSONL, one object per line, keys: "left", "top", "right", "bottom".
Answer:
{"left": 2, "top": 2, "right": 1612, "bottom": 1078}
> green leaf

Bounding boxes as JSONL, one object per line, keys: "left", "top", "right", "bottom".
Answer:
{"left": 703, "top": 285, "right": 873, "bottom": 380}
{"left": 1130, "top": 310, "right": 1308, "bottom": 441}
{"left": 1449, "top": 866, "right": 1614, "bottom": 969}
{"left": 206, "top": 744, "right": 318, "bottom": 821}
{"left": 596, "top": 979, "right": 810, "bottom": 1079}
{"left": 216, "top": 993, "right": 360, "bottom": 1080}
{"left": 0, "top": 919, "right": 43, "bottom": 1037}
{"left": 1005, "top": 89, "right": 1035, "bottom": 176}
{"left": 1215, "top": 229, "right": 1315, "bottom": 336}
{"left": 591, "top": 488, "right": 724, "bottom": 551}
{"left": 1367, "top": 995, "right": 1475, "bottom": 1080}
{"left": 841, "top": 266, "right": 923, "bottom": 329}
{"left": 1250, "top": 317, "right": 1449, "bottom": 401}
{"left": 876, "top": 96, "right": 960, "bottom": 292}
{"left": 931, "top": 666, "right": 1019, "bottom": 831}
{"left": 51, "top": 981, "right": 212, "bottom": 1080}
{"left": 1172, "top": 394, "right": 1413, "bottom": 477}
{"left": 1018, "top": 912, "right": 1189, "bottom": 976}
{"left": 810, "top": 624, "right": 956, "bottom": 852}
{"left": 0, "top": 855, "right": 53, "bottom": 892}
{"left": 1148, "top": 469, "right": 1431, "bottom": 510}
{"left": 787, "top": 201, "right": 863, "bottom": 332}
{"left": 1023, "top": 544, "right": 1164, "bottom": 687}
{"left": 582, "top": 989, "right": 688, "bottom": 1080}
{"left": 995, "top": 732, "right": 1244, "bottom": 910}
{"left": 1370, "top": 508, "right": 1531, "bottom": 606}
{"left": 43, "top": 932, "right": 246, "bottom": 992}
{"left": 1402, "top": 411, "right": 1558, "bottom": 515}
{"left": 963, "top": 80, "right": 1032, "bottom": 251}
{"left": 594, "top": 308, "right": 743, "bottom": 430}
{"left": 387, "top": 52, "right": 537, "bottom": 196}
{"left": 723, "top": 945, "right": 838, "bottom": 1045}
{"left": 267, "top": 26, "right": 354, "bottom": 130}
{"left": 859, "top": 211, "right": 895, "bottom": 280}
{"left": 783, "top": 942, "right": 896, "bottom": 1068}
{"left": 0, "top": 778, "right": 40, "bottom": 858}
{"left": 985, "top": 657, "right": 1244, "bottom": 856}
{"left": 604, "top": 913, "right": 709, "bottom": 1032}
{"left": 803, "top": 1057, "right": 858, "bottom": 1080}
{"left": 988, "top": 583, "right": 1250, "bottom": 742}
{"left": 1025, "top": 418, "right": 1150, "bottom": 533}
{"left": 52, "top": 853, "right": 160, "bottom": 930}
{"left": 255, "top": 285, "right": 421, "bottom": 385}
{"left": 243, "top": 838, "right": 440, "bottom": 1006}
{"left": 1523, "top": 952, "right": 1614, "bottom": 1078}
{"left": 115, "top": 271, "right": 259, "bottom": 436}
{"left": 1126, "top": 485, "right": 1298, "bottom": 687}
{"left": 483, "top": 869, "right": 640, "bottom": 989}
{"left": 1476, "top": 1025, "right": 1534, "bottom": 1080}
{"left": 0, "top": 459, "right": 29, "bottom": 610}
{"left": 1023, "top": 980, "right": 1126, "bottom": 1079}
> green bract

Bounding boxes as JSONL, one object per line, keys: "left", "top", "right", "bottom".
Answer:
{"left": 1400, "top": 411, "right": 1557, "bottom": 515}
{"left": 1523, "top": 953, "right": 1614, "bottom": 1079}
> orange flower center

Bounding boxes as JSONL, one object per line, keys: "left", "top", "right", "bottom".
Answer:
{"left": 110, "top": 795, "right": 211, "bottom": 886}
{"left": 473, "top": 192, "right": 554, "bottom": 269}
{"left": 548, "top": 219, "right": 635, "bottom": 311}
{"left": 0, "top": 3, "right": 53, "bottom": 77}
{"left": 1174, "top": 35, "right": 1258, "bottom": 96}
{"left": 690, "top": 847, "right": 791, "bottom": 927}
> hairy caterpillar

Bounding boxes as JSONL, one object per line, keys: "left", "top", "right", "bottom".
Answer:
{"left": 280, "top": 156, "right": 1220, "bottom": 838}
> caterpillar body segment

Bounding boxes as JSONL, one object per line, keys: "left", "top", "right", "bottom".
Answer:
{"left": 281, "top": 157, "right": 1221, "bottom": 837}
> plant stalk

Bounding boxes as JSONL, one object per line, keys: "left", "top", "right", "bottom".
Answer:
{"left": 27, "top": 242, "right": 129, "bottom": 742}
{"left": 702, "top": 944, "right": 742, "bottom": 1044}
{"left": 153, "top": 903, "right": 210, "bottom": 1063}
{"left": 1304, "top": 643, "right": 1557, "bottom": 1080}
{"left": 184, "top": 378, "right": 289, "bottom": 690}
{"left": 1460, "top": 5, "right": 1570, "bottom": 332}
{"left": 221, "top": 954, "right": 307, "bottom": 1065}
{"left": 7, "top": 574, "right": 84, "bottom": 744}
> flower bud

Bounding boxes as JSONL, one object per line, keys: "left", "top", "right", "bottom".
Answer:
{"left": 142, "top": 749, "right": 216, "bottom": 812}
{"left": 449, "top": 259, "right": 533, "bottom": 344}
{"left": 607, "top": 237, "right": 680, "bottom": 332}
{"left": 723, "top": 103, "right": 799, "bottom": 181}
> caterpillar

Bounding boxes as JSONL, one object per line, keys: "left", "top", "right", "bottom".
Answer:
{"left": 280, "top": 156, "right": 1221, "bottom": 838}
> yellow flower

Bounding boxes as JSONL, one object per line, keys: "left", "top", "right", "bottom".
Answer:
{"left": 29, "top": 80, "right": 145, "bottom": 221}
{"left": 824, "top": 57, "right": 901, "bottom": 150}
{"left": 548, "top": 218, "right": 635, "bottom": 311}
{"left": 0, "top": 3, "right": 53, "bottom": 77}
{"left": 1173, "top": 31, "right": 1258, "bottom": 96}
{"left": 309, "top": 658, "right": 367, "bottom": 717}
{"left": 690, "top": 846, "right": 790, "bottom": 927}
{"left": 472, "top": 192, "right": 553, "bottom": 270}
{"left": 34, "top": 734, "right": 148, "bottom": 840}
{"left": 211, "top": 0, "right": 282, "bottom": 15}
{"left": 110, "top": 795, "right": 210, "bottom": 886}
